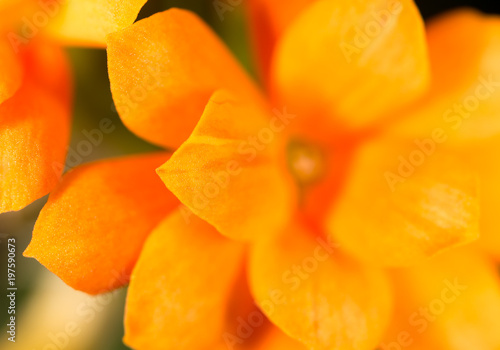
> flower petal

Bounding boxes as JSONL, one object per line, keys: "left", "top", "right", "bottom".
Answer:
{"left": 248, "top": 0, "right": 314, "bottom": 39}
{"left": 381, "top": 249, "right": 500, "bottom": 349}
{"left": 24, "top": 153, "right": 179, "bottom": 294}
{"left": 0, "top": 40, "right": 71, "bottom": 213}
{"left": 254, "top": 325, "right": 308, "bottom": 350}
{"left": 0, "top": 41, "right": 22, "bottom": 104}
{"left": 157, "top": 89, "right": 296, "bottom": 241}
{"left": 327, "top": 138, "right": 480, "bottom": 267}
{"left": 107, "top": 9, "right": 261, "bottom": 149}
{"left": 124, "top": 208, "right": 247, "bottom": 350}
{"left": 0, "top": 82, "right": 68, "bottom": 213}
{"left": 456, "top": 136, "right": 500, "bottom": 259}
{"left": 249, "top": 223, "right": 392, "bottom": 350}
{"left": 271, "top": 0, "right": 429, "bottom": 134}
{"left": 246, "top": 0, "right": 314, "bottom": 84}
{"left": 0, "top": 0, "right": 37, "bottom": 34}
{"left": 387, "top": 10, "right": 500, "bottom": 144}
{"left": 22, "top": 38, "right": 72, "bottom": 106}
{"left": 46, "top": 0, "right": 147, "bottom": 46}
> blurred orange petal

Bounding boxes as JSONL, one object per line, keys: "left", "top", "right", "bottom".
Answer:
{"left": 327, "top": 138, "right": 480, "bottom": 266}
{"left": 0, "top": 41, "right": 22, "bottom": 104}
{"left": 22, "top": 38, "right": 72, "bottom": 106}
{"left": 124, "top": 209, "right": 246, "bottom": 350}
{"left": 254, "top": 325, "right": 308, "bottom": 350}
{"left": 0, "top": 0, "right": 36, "bottom": 33}
{"left": 381, "top": 249, "right": 500, "bottom": 349}
{"left": 455, "top": 136, "right": 500, "bottom": 259}
{"left": 388, "top": 9, "right": 500, "bottom": 144}
{"left": 107, "top": 9, "right": 261, "bottom": 149}
{"left": 1, "top": 41, "right": 71, "bottom": 213}
{"left": 271, "top": 0, "right": 429, "bottom": 136}
{"left": 246, "top": 0, "right": 314, "bottom": 85}
{"left": 46, "top": 0, "right": 147, "bottom": 46}
{"left": 24, "top": 153, "right": 179, "bottom": 294}
{"left": 249, "top": 223, "right": 392, "bottom": 350}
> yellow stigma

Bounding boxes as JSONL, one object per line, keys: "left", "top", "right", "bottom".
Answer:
{"left": 287, "top": 139, "right": 326, "bottom": 186}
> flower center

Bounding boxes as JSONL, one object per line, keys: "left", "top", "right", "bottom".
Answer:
{"left": 286, "top": 139, "right": 326, "bottom": 186}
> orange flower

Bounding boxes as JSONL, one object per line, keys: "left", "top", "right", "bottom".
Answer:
{"left": 0, "top": 0, "right": 147, "bottom": 212}
{"left": 25, "top": 1, "right": 500, "bottom": 349}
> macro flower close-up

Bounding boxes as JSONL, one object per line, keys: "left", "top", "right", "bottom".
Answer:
{"left": 2, "top": 0, "right": 500, "bottom": 350}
